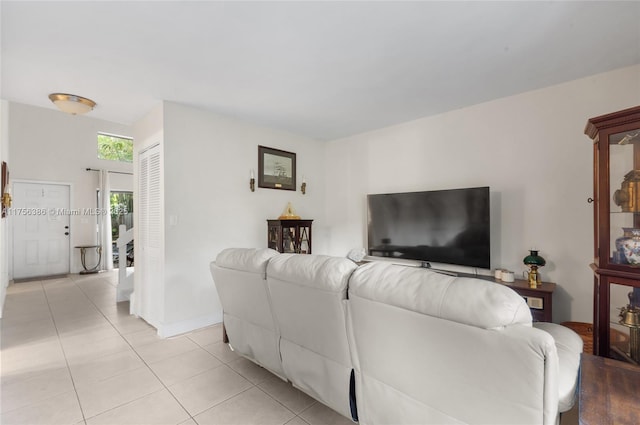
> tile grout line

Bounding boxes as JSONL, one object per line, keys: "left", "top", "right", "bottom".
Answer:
{"left": 176, "top": 327, "right": 316, "bottom": 424}
{"left": 72, "top": 275, "right": 198, "bottom": 423}
{"left": 46, "top": 275, "right": 164, "bottom": 423}
{"left": 253, "top": 382, "right": 316, "bottom": 424}
{"left": 72, "top": 274, "right": 212, "bottom": 424}
{"left": 40, "top": 278, "right": 89, "bottom": 425}
{"left": 16, "top": 275, "right": 313, "bottom": 425}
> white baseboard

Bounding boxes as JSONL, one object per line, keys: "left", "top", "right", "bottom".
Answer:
{"left": 157, "top": 312, "right": 223, "bottom": 338}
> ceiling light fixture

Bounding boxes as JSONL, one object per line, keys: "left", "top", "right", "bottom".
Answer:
{"left": 48, "top": 93, "right": 96, "bottom": 115}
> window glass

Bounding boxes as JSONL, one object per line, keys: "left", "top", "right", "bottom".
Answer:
{"left": 98, "top": 133, "right": 133, "bottom": 162}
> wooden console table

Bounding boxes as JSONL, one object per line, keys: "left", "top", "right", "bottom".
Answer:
{"left": 579, "top": 353, "right": 640, "bottom": 424}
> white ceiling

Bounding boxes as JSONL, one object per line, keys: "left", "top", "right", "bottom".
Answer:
{"left": 2, "top": 1, "right": 639, "bottom": 141}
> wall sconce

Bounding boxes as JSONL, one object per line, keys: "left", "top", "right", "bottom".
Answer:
{"left": 250, "top": 169, "right": 255, "bottom": 192}
{"left": 301, "top": 176, "right": 306, "bottom": 195}
{"left": 1, "top": 189, "right": 11, "bottom": 210}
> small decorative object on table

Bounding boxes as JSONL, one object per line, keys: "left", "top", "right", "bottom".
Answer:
{"left": 523, "top": 249, "right": 546, "bottom": 288}
{"left": 278, "top": 202, "right": 300, "bottom": 220}
{"left": 501, "top": 270, "right": 515, "bottom": 283}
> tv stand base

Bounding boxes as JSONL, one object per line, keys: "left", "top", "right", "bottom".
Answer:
{"left": 416, "top": 262, "right": 458, "bottom": 276}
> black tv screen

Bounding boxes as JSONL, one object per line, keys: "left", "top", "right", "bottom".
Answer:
{"left": 367, "top": 187, "right": 490, "bottom": 269}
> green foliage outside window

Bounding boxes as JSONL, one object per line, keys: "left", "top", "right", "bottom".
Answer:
{"left": 98, "top": 133, "right": 133, "bottom": 162}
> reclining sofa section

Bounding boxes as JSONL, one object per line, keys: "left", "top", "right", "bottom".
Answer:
{"left": 210, "top": 248, "right": 582, "bottom": 425}
{"left": 211, "top": 248, "right": 284, "bottom": 379}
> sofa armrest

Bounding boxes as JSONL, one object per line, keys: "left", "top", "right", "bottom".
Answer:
{"left": 533, "top": 322, "right": 583, "bottom": 412}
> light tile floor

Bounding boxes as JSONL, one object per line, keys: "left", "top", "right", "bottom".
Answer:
{"left": 0, "top": 272, "right": 353, "bottom": 425}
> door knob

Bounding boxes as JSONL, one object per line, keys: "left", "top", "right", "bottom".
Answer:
{"left": 64, "top": 232, "right": 69, "bottom": 235}
{"left": 65, "top": 226, "right": 69, "bottom": 229}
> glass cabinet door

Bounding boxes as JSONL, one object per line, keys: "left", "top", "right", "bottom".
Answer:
{"left": 608, "top": 126, "right": 640, "bottom": 269}
{"left": 608, "top": 280, "right": 640, "bottom": 363}
{"left": 606, "top": 125, "right": 640, "bottom": 361}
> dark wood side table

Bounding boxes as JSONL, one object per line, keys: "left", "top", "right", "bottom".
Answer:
{"left": 470, "top": 274, "right": 556, "bottom": 322}
{"left": 267, "top": 219, "right": 313, "bottom": 254}
{"left": 498, "top": 278, "right": 555, "bottom": 322}
{"left": 579, "top": 353, "right": 640, "bottom": 425}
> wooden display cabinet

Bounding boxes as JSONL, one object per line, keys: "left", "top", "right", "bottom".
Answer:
{"left": 585, "top": 105, "right": 640, "bottom": 361}
{"left": 267, "top": 219, "right": 313, "bottom": 254}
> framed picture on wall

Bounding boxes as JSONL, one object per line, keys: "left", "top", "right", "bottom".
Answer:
{"left": 1, "top": 161, "right": 8, "bottom": 218}
{"left": 258, "top": 145, "right": 296, "bottom": 191}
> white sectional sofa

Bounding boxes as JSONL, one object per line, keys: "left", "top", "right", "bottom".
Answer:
{"left": 210, "top": 248, "right": 582, "bottom": 425}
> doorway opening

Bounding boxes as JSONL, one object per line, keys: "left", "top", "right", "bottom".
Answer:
{"left": 110, "top": 191, "right": 133, "bottom": 269}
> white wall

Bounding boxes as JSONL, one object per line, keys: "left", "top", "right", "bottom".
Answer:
{"left": 8, "top": 102, "right": 133, "bottom": 274}
{"left": 324, "top": 65, "right": 640, "bottom": 324}
{"left": 5, "top": 66, "right": 638, "bottom": 329}
{"left": 159, "top": 101, "right": 326, "bottom": 335}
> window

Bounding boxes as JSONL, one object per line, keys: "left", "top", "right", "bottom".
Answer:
{"left": 98, "top": 133, "right": 133, "bottom": 162}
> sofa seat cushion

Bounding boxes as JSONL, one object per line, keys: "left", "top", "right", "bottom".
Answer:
{"left": 350, "top": 262, "right": 532, "bottom": 329}
{"left": 533, "top": 322, "right": 583, "bottom": 412}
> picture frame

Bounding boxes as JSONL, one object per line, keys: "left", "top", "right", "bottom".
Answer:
{"left": 258, "top": 145, "right": 296, "bottom": 191}
{"left": 1, "top": 161, "right": 8, "bottom": 218}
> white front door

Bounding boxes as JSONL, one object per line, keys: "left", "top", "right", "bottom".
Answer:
{"left": 12, "top": 182, "right": 71, "bottom": 279}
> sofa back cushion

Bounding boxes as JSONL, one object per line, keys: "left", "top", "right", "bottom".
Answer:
{"left": 215, "top": 247, "right": 279, "bottom": 275}
{"left": 349, "top": 261, "right": 532, "bottom": 329}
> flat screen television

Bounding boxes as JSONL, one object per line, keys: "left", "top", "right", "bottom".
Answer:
{"left": 367, "top": 186, "right": 490, "bottom": 269}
